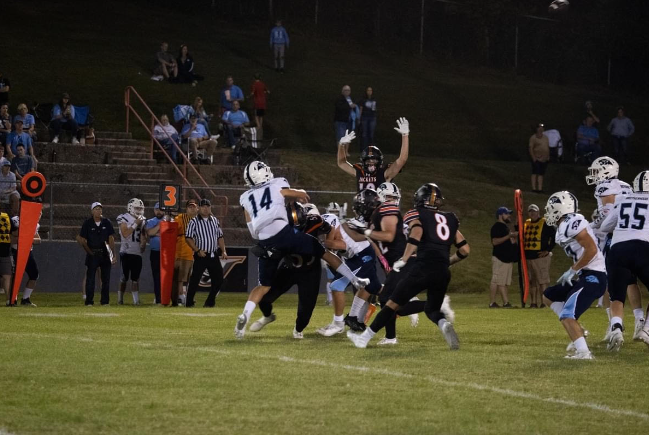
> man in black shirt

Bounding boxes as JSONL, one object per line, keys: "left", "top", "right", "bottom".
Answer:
{"left": 76, "top": 202, "right": 117, "bottom": 306}
{"left": 489, "top": 206, "right": 517, "bottom": 308}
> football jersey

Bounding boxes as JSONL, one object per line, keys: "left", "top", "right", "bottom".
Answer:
{"left": 240, "top": 177, "right": 290, "bottom": 240}
{"left": 404, "top": 207, "right": 459, "bottom": 264}
{"left": 353, "top": 164, "right": 386, "bottom": 192}
{"left": 592, "top": 178, "right": 632, "bottom": 250}
{"left": 322, "top": 213, "right": 369, "bottom": 259}
{"left": 117, "top": 213, "right": 144, "bottom": 256}
{"left": 371, "top": 202, "right": 406, "bottom": 265}
{"left": 603, "top": 193, "right": 649, "bottom": 246}
{"left": 555, "top": 213, "right": 606, "bottom": 272}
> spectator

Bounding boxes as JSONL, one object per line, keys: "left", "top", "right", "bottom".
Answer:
{"left": 270, "top": 20, "right": 290, "bottom": 73}
{"left": 543, "top": 128, "right": 563, "bottom": 162}
{"left": 145, "top": 203, "right": 164, "bottom": 304}
{"left": 173, "top": 199, "right": 198, "bottom": 306}
{"left": 221, "top": 101, "right": 250, "bottom": 149}
{"left": 358, "top": 86, "right": 377, "bottom": 152}
{"left": 10, "top": 143, "right": 34, "bottom": 182}
{"left": 489, "top": 206, "right": 517, "bottom": 308}
{"left": 249, "top": 73, "right": 270, "bottom": 131}
{"left": 188, "top": 97, "right": 213, "bottom": 137}
{"left": 7, "top": 120, "right": 37, "bottom": 167}
{"left": 180, "top": 114, "right": 217, "bottom": 164}
{"left": 0, "top": 71, "right": 9, "bottom": 106}
{"left": 219, "top": 75, "right": 244, "bottom": 113}
{"left": 176, "top": 44, "right": 203, "bottom": 85}
{"left": 152, "top": 42, "right": 177, "bottom": 81}
{"left": 14, "top": 104, "right": 36, "bottom": 140}
{"left": 1, "top": 212, "right": 15, "bottom": 306}
{"left": 0, "top": 161, "right": 19, "bottom": 216}
{"left": 607, "top": 106, "right": 634, "bottom": 165}
{"left": 576, "top": 116, "right": 600, "bottom": 164}
{"left": 0, "top": 146, "right": 9, "bottom": 166}
{"left": 528, "top": 123, "right": 550, "bottom": 193}
{"left": 584, "top": 100, "right": 600, "bottom": 125}
{"left": 51, "top": 93, "right": 80, "bottom": 145}
{"left": 153, "top": 114, "right": 179, "bottom": 163}
{"left": 0, "top": 104, "right": 11, "bottom": 147}
{"left": 76, "top": 202, "right": 117, "bottom": 306}
{"left": 523, "top": 204, "right": 555, "bottom": 308}
{"left": 334, "top": 85, "right": 356, "bottom": 146}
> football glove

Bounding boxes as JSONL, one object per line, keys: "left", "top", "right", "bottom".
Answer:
{"left": 557, "top": 268, "right": 578, "bottom": 286}
{"left": 393, "top": 259, "right": 407, "bottom": 272}
{"left": 394, "top": 117, "right": 409, "bottom": 136}
{"left": 378, "top": 255, "right": 391, "bottom": 273}
{"left": 339, "top": 130, "right": 356, "bottom": 145}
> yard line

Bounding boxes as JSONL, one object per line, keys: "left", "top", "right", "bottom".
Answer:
{"left": 0, "top": 428, "right": 18, "bottom": 435}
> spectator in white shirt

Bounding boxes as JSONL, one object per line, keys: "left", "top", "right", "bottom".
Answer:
{"left": 0, "top": 161, "right": 19, "bottom": 215}
{"left": 153, "top": 114, "right": 179, "bottom": 163}
{"left": 607, "top": 106, "right": 635, "bottom": 165}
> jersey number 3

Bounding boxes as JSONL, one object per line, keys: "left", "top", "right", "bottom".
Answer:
{"left": 249, "top": 187, "right": 272, "bottom": 218}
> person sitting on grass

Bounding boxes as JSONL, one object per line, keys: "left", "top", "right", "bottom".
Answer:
{"left": 176, "top": 44, "right": 203, "bottom": 85}
{"left": 153, "top": 42, "right": 177, "bottom": 81}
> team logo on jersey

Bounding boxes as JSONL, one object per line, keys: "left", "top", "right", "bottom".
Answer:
{"left": 199, "top": 256, "right": 247, "bottom": 288}
{"left": 597, "top": 186, "right": 609, "bottom": 195}
{"left": 571, "top": 219, "right": 581, "bottom": 230}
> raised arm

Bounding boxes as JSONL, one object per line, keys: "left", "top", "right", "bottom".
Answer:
{"left": 337, "top": 130, "right": 356, "bottom": 176}
{"left": 385, "top": 118, "right": 409, "bottom": 181}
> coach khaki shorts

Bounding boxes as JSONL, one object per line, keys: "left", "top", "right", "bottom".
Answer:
{"left": 528, "top": 256, "right": 551, "bottom": 286}
{"left": 175, "top": 259, "right": 193, "bottom": 283}
{"left": 491, "top": 256, "right": 513, "bottom": 286}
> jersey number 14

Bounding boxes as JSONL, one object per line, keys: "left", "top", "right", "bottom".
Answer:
{"left": 249, "top": 187, "right": 272, "bottom": 218}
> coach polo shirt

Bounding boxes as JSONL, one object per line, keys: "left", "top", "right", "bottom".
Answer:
{"left": 146, "top": 217, "right": 163, "bottom": 251}
{"left": 222, "top": 110, "right": 249, "bottom": 127}
{"left": 80, "top": 217, "right": 115, "bottom": 250}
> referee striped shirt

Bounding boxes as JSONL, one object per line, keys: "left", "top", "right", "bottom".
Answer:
{"left": 185, "top": 214, "right": 223, "bottom": 253}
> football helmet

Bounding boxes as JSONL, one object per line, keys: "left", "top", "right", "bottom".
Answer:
{"left": 322, "top": 213, "right": 340, "bottom": 230}
{"left": 586, "top": 157, "right": 619, "bottom": 185}
{"left": 302, "top": 203, "right": 320, "bottom": 216}
{"left": 544, "top": 191, "right": 579, "bottom": 226}
{"left": 633, "top": 171, "right": 649, "bottom": 193}
{"left": 360, "top": 146, "right": 383, "bottom": 174}
{"left": 243, "top": 161, "right": 274, "bottom": 187}
{"left": 353, "top": 189, "right": 381, "bottom": 221}
{"left": 286, "top": 202, "right": 307, "bottom": 230}
{"left": 377, "top": 182, "right": 401, "bottom": 204}
{"left": 414, "top": 183, "right": 444, "bottom": 209}
{"left": 127, "top": 198, "right": 145, "bottom": 217}
{"left": 304, "top": 215, "right": 332, "bottom": 236}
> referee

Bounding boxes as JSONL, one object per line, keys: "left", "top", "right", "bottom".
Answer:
{"left": 185, "top": 198, "right": 227, "bottom": 308}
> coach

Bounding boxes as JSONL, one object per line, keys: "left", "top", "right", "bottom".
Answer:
{"left": 184, "top": 198, "right": 227, "bottom": 308}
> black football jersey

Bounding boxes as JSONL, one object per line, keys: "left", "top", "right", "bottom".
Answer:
{"left": 404, "top": 207, "right": 459, "bottom": 264}
{"left": 371, "top": 203, "right": 406, "bottom": 266}
{"left": 354, "top": 164, "right": 387, "bottom": 192}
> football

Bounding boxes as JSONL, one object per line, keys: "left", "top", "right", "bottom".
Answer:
{"left": 548, "top": 0, "right": 570, "bottom": 13}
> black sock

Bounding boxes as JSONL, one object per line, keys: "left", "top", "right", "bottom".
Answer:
{"left": 425, "top": 309, "right": 445, "bottom": 325}
{"left": 370, "top": 306, "right": 396, "bottom": 333}
{"left": 384, "top": 315, "right": 397, "bottom": 339}
{"left": 259, "top": 301, "right": 273, "bottom": 318}
{"left": 397, "top": 300, "right": 426, "bottom": 316}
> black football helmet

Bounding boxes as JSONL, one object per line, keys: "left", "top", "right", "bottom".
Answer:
{"left": 414, "top": 183, "right": 444, "bottom": 209}
{"left": 361, "top": 146, "right": 383, "bottom": 174}
{"left": 286, "top": 201, "right": 307, "bottom": 230}
{"left": 353, "top": 188, "right": 381, "bottom": 221}
{"left": 304, "top": 214, "right": 332, "bottom": 236}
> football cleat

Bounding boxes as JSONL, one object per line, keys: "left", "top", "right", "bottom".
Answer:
{"left": 566, "top": 342, "right": 576, "bottom": 354}
{"left": 633, "top": 318, "right": 646, "bottom": 341}
{"left": 440, "top": 322, "right": 460, "bottom": 350}
{"left": 344, "top": 315, "right": 366, "bottom": 332}
{"left": 249, "top": 313, "right": 277, "bottom": 332}
{"left": 347, "top": 330, "right": 370, "bottom": 348}
{"left": 20, "top": 298, "right": 37, "bottom": 307}
{"left": 565, "top": 350, "right": 594, "bottom": 360}
{"left": 606, "top": 327, "right": 624, "bottom": 352}
{"left": 292, "top": 328, "right": 304, "bottom": 339}
{"left": 377, "top": 337, "right": 398, "bottom": 346}
{"left": 317, "top": 321, "right": 345, "bottom": 337}
{"left": 638, "top": 329, "right": 649, "bottom": 349}
{"left": 234, "top": 314, "right": 248, "bottom": 339}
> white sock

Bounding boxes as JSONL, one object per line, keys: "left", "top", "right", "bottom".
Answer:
{"left": 132, "top": 291, "right": 139, "bottom": 304}
{"left": 180, "top": 294, "right": 186, "bottom": 304}
{"left": 117, "top": 291, "right": 124, "bottom": 302}
{"left": 349, "top": 296, "right": 367, "bottom": 317}
{"left": 605, "top": 307, "right": 611, "bottom": 321}
{"left": 633, "top": 308, "right": 644, "bottom": 320}
{"left": 573, "top": 336, "right": 588, "bottom": 352}
{"left": 610, "top": 316, "right": 623, "bottom": 328}
{"left": 362, "top": 328, "right": 376, "bottom": 339}
{"left": 333, "top": 315, "right": 344, "bottom": 323}
{"left": 550, "top": 302, "right": 564, "bottom": 317}
{"left": 23, "top": 288, "right": 33, "bottom": 299}
{"left": 437, "top": 318, "right": 448, "bottom": 330}
{"left": 243, "top": 301, "right": 257, "bottom": 319}
{"left": 326, "top": 283, "right": 333, "bottom": 303}
{"left": 336, "top": 263, "right": 358, "bottom": 283}
{"left": 597, "top": 296, "right": 603, "bottom": 305}
{"left": 357, "top": 302, "right": 369, "bottom": 323}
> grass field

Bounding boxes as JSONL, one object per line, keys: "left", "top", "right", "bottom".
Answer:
{"left": 0, "top": 293, "right": 647, "bottom": 435}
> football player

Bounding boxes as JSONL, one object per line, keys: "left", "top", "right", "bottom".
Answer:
{"left": 322, "top": 202, "right": 346, "bottom": 306}
{"left": 586, "top": 157, "right": 645, "bottom": 339}
{"left": 600, "top": 171, "right": 649, "bottom": 350}
{"left": 347, "top": 183, "right": 470, "bottom": 349}
{"left": 542, "top": 192, "right": 607, "bottom": 359}
{"left": 336, "top": 117, "right": 410, "bottom": 191}
{"left": 116, "top": 198, "right": 147, "bottom": 305}
{"left": 10, "top": 214, "right": 41, "bottom": 307}
{"left": 235, "top": 161, "right": 369, "bottom": 339}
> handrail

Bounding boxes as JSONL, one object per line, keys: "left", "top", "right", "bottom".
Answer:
{"left": 124, "top": 86, "right": 227, "bottom": 213}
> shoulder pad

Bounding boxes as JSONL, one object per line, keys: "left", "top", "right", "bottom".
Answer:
{"left": 378, "top": 204, "right": 400, "bottom": 216}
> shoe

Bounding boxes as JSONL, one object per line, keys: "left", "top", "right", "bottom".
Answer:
{"left": 0, "top": 288, "right": 5, "bottom": 294}
{"left": 633, "top": 318, "right": 646, "bottom": 341}
{"left": 234, "top": 313, "right": 248, "bottom": 339}
{"left": 324, "top": 299, "right": 333, "bottom": 306}
{"left": 344, "top": 315, "right": 366, "bottom": 332}
{"left": 502, "top": 302, "right": 513, "bottom": 308}
{"left": 441, "top": 322, "right": 460, "bottom": 350}
{"left": 249, "top": 313, "right": 277, "bottom": 332}
{"left": 409, "top": 313, "right": 419, "bottom": 328}
{"left": 52, "top": 136, "right": 59, "bottom": 144}
{"left": 377, "top": 337, "right": 398, "bottom": 346}
{"left": 530, "top": 303, "right": 538, "bottom": 308}
{"left": 440, "top": 295, "right": 455, "bottom": 324}
{"left": 210, "top": 134, "right": 220, "bottom": 141}
{"left": 539, "top": 303, "right": 546, "bottom": 308}
{"left": 185, "top": 303, "right": 195, "bottom": 308}
{"left": 118, "top": 300, "right": 123, "bottom": 305}
{"left": 638, "top": 329, "right": 649, "bottom": 349}
{"left": 84, "top": 303, "right": 94, "bottom": 307}
{"left": 317, "top": 321, "right": 345, "bottom": 337}
{"left": 101, "top": 303, "right": 110, "bottom": 306}
{"left": 203, "top": 302, "right": 215, "bottom": 308}
{"left": 565, "top": 350, "right": 594, "bottom": 360}
{"left": 606, "top": 326, "right": 624, "bottom": 352}
{"left": 72, "top": 138, "right": 80, "bottom": 145}
{"left": 351, "top": 277, "right": 370, "bottom": 289}
{"left": 489, "top": 302, "right": 500, "bottom": 308}
{"left": 292, "top": 328, "right": 304, "bottom": 339}
{"left": 231, "top": 145, "right": 236, "bottom": 150}
{"left": 566, "top": 342, "right": 576, "bottom": 354}
{"left": 6, "top": 300, "right": 15, "bottom": 307}
{"left": 20, "top": 298, "right": 36, "bottom": 307}
{"left": 347, "top": 330, "right": 370, "bottom": 348}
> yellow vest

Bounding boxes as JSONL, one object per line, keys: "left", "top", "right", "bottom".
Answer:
{"left": 523, "top": 217, "right": 545, "bottom": 251}
{"left": 0, "top": 213, "right": 11, "bottom": 244}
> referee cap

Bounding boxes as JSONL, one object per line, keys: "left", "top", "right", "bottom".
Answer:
{"left": 91, "top": 201, "right": 102, "bottom": 210}
{"left": 199, "top": 198, "right": 211, "bottom": 206}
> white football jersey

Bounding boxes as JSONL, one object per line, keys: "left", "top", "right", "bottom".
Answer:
{"left": 601, "top": 193, "right": 649, "bottom": 246}
{"left": 555, "top": 213, "right": 606, "bottom": 273}
{"left": 339, "top": 222, "right": 370, "bottom": 259}
{"left": 117, "top": 213, "right": 144, "bottom": 256}
{"left": 240, "top": 177, "right": 290, "bottom": 240}
{"left": 594, "top": 178, "right": 632, "bottom": 219}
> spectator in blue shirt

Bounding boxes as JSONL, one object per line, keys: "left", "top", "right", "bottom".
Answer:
{"left": 14, "top": 103, "right": 37, "bottom": 140}
{"left": 180, "top": 115, "right": 217, "bottom": 164}
{"left": 0, "top": 104, "right": 11, "bottom": 147}
{"left": 220, "top": 76, "right": 244, "bottom": 113}
{"left": 222, "top": 101, "right": 250, "bottom": 149}
{"left": 10, "top": 143, "right": 34, "bottom": 182}
{"left": 145, "top": 203, "right": 164, "bottom": 304}
{"left": 6, "top": 120, "right": 35, "bottom": 161}
{"left": 607, "top": 106, "right": 635, "bottom": 165}
{"left": 51, "top": 93, "right": 80, "bottom": 145}
{"left": 576, "top": 116, "right": 600, "bottom": 164}
{"left": 270, "top": 20, "right": 289, "bottom": 73}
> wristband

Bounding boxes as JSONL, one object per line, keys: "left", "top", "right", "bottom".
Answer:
{"left": 456, "top": 251, "right": 467, "bottom": 259}
{"left": 455, "top": 240, "right": 467, "bottom": 249}
{"left": 364, "top": 229, "right": 372, "bottom": 237}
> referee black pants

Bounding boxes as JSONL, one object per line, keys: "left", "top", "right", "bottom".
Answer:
{"left": 187, "top": 253, "right": 224, "bottom": 307}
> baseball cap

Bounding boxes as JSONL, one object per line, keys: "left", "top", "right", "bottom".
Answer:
{"left": 2, "top": 160, "right": 10, "bottom": 167}
{"left": 528, "top": 204, "right": 540, "bottom": 212}
{"left": 62, "top": 92, "right": 70, "bottom": 99}
{"left": 91, "top": 201, "right": 102, "bottom": 210}
{"left": 186, "top": 199, "right": 198, "bottom": 207}
{"left": 199, "top": 198, "right": 211, "bottom": 206}
{"left": 154, "top": 202, "right": 160, "bottom": 210}
{"left": 496, "top": 206, "right": 513, "bottom": 217}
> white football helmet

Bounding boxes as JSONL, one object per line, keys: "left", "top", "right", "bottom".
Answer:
{"left": 302, "top": 203, "right": 320, "bottom": 216}
{"left": 586, "top": 157, "right": 619, "bottom": 185}
{"left": 10, "top": 216, "right": 19, "bottom": 228}
{"left": 633, "top": 171, "right": 649, "bottom": 193}
{"left": 325, "top": 202, "right": 341, "bottom": 215}
{"left": 544, "top": 191, "right": 579, "bottom": 226}
{"left": 243, "top": 161, "right": 273, "bottom": 187}
{"left": 127, "top": 198, "right": 145, "bottom": 217}
{"left": 377, "top": 182, "right": 401, "bottom": 204}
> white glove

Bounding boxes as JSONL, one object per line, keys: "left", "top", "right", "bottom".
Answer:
{"left": 557, "top": 268, "right": 578, "bottom": 286}
{"left": 346, "top": 218, "right": 367, "bottom": 231}
{"left": 137, "top": 215, "right": 147, "bottom": 222}
{"left": 339, "top": 130, "right": 356, "bottom": 145}
{"left": 393, "top": 259, "right": 407, "bottom": 272}
{"left": 363, "top": 229, "right": 372, "bottom": 237}
{"left": 394, "top": 117, "right": 409, "bottom": 136}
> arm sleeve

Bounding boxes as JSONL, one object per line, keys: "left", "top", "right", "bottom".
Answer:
{"left": 403, "top": 209, "right": 420, "bottom": 225}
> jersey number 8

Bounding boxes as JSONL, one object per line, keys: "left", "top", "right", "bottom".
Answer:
{"left": 434, "top": 213, "right": 450, "bottom": 241}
